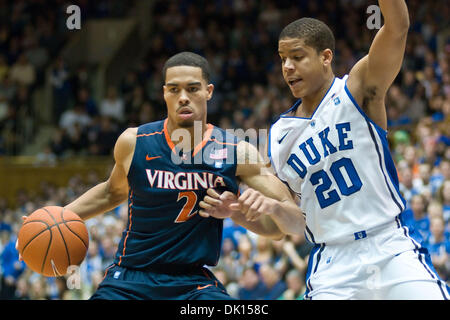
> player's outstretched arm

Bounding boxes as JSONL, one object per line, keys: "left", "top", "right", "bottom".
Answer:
{"left": 64, "top": 128, "right": 137, "bottom": 220}
{"left": 346, "top": 0, "right": 409, "bottom": 130}
{"left": 200, "top": 141, "right": 305, "bottom": 237}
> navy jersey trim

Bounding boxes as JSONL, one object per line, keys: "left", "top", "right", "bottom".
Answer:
{"left": 365, "top": 120, "right": 404, "bottom": 213}
{"left": 118, "top": 189, "right": 134, "bottom": 266}
{"left": 343, "top": 81, "right": 388, "bottom": 135}
{"left": 304, "top": 244, "right": 325, "bottom": 300}
{"left": 344, "top": 81, "right": 406, "bottom": 212}
{"left": 396, "top": 216, "right": 450, "bottom": 299}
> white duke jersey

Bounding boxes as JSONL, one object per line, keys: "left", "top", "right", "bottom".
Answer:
{"left": 268, "top": 75, "right": 406, "bottom": 244}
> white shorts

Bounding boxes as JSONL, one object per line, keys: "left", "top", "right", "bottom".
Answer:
{"left": 304, "top": 217, "right": 449, "bottom": 300}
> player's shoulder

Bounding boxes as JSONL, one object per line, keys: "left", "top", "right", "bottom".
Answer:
{"left": 118, "top": 127, "right": 138, "bottom": 143}
{"left": 114, "top": 127, "right": 138, "bottom": 161}
{"left": 136, "top": 119, "right": 165, "bottom": 137}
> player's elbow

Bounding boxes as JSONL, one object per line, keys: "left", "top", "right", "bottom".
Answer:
{"left": 268, "top": 230, "right": 285, "bottom": 241}
{"left": 398, "top": 16, "right": 410, "bottom": 34}
{"left": 385, "top": 15, "right": 409, "bottom": 37}
{"left": 104, "top": 181, "right": 128, "bottom": 206}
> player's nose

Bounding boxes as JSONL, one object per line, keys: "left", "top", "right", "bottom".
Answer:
{"left": 178, "top": 89, "right": 190, "bottom": 105}
{"left": 283, "top": 58, "right": 295, "bottom": 72}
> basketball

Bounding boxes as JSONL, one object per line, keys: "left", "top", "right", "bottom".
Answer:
{"left": 17, "top": 206, "right": 89, "bottom": 277}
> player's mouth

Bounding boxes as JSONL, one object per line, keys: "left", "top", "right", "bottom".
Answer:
{"left": 177, "top": 107, "right": 194, "bottom": 120}
{"left": 288, "top": 78, "right": 303, "bottom": 87}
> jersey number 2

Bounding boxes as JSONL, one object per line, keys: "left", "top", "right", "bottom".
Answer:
{"left": 174, "top": 191, "right": 198, "bottom": 223}
{"left": 310, "top": 157, "right": 362, "bottom": 209}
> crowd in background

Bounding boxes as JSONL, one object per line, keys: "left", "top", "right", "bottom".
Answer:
{"left": 0, "top": 0, "right": 134, "bottom": 156}
{"left": 1, "top": 0, "right": 449, "bottom": 299}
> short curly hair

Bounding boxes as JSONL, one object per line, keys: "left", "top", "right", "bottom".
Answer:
{"left": 279, "top": 18, "right": 335, "bottom": 54}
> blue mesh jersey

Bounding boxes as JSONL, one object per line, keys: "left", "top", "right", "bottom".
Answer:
{"left": 113, "top": 119, "right": 240, "bottom": 270}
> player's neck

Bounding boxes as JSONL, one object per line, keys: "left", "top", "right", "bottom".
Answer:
{"left": 295, "top": 73, "right": 335, "bottom": 118}
{"left": 166, "top": 119, "right": 208, "bottom": 152}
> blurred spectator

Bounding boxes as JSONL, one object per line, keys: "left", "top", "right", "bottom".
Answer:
{"left": 100, "top": 86, "right": 125, "bottom": 125}
{"left": 50, "top": 57, "right": 71, "bottom": 122}
{"left": 426, "top": 215, "right": 449, "bottom": 281}
{"left": 278, "top": 269, "right": 305, "bottom": 300}
{"left": 238, "top": 266, "right": 266, "bottom": 300}
{"left": 0, "top": 55, "right": 9, "bottom": 81}
{"left": 34, "top": 146, "right": 57, "bottom": 166}
{"left": 399, "top": 166, "right": 420, "bottom": 205}
{"left": 259, "top": 263, "right": 287, "bottom": 300}
{"left": 0, "top": 231, "right": 26, "bottom": 299}
{"left": 49, "top": 128, "right": 70, "bottom": 157}
{"left": 24, "top": 38, "right": 49, "bottom": 76}
{"left": 408, "top": 194, "right": 431, "bottom": 241}
{"left": 438, "top": 180, "right": 450, "bottom": 224}
{"left": 71, "top": 65, "right": 91, "bottom": 100}
{"left": 9, "top": 54, "right": 36, "bottom": 88}
{"left": 87, "top": 116, "right": 119, "bottom": 156}
{"left": 253, "top": 236, "right": 275, "bottom": 270}
{"left": 413, "top": 163, "right": 433, "bottom": 198}
{"left": 76, "top": 88, "right": 98, "bottom": 117}
{"left": 59, "top": 103, "right": 92, "bottom": 140}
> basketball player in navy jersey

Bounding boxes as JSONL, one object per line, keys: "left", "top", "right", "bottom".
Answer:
{"left": 204, "top": 1, "right": 449, "bottom": 299}
{"left": 46, "top": 52, "right": 303, "bottom": 300}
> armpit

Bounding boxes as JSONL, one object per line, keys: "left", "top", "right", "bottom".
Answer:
{"left": 361, "top": 86, "right": 378, "bottom": 112}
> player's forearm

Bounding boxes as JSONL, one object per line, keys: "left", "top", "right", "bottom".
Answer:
{"left": 270, "top": 200, "right": 305, "bottom": 236}
{"left": 64, "top": 181, "right": 128, "bottom": 220}
{"left": 379, "top": 0, "right": 409, "bottom": 34}
{"left": 231, "top": 211, "right": 284, "bottom": 240}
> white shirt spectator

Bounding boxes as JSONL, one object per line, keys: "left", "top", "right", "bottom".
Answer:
{"left": 100, "top": 86, "right": 124, "bottom": 123}
{"left": 59, "top": 105, "right": 92, "bottom": 138}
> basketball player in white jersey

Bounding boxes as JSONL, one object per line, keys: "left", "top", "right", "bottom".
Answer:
{"left": 202, "top": 0, "right": 449, "bottom": 299}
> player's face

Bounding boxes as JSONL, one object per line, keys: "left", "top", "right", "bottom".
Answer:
{"left": 278, "top": 38, "right": 332, "bottom": 99}
{"left": 163, "top": 66, "right": 213, "bottom": 128}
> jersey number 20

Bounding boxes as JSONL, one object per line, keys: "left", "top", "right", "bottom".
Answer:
{"left": 310, "top": 157, "right": 362, "bottom": 209}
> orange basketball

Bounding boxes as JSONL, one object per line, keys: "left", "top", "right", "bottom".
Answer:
{"left": 17, "top": 206, "right": 89, "bottom": 277}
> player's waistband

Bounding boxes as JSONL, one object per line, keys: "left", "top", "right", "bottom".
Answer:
{"left": 320, "top": 216, "right": 402, "bottom": 246}
{"left": 124, "top": 263, "right": 205, "bottom": 274}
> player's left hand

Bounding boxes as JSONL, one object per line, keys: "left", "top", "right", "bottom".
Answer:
{"left": 199, "top": 188, "right": 239, "bottom": 219}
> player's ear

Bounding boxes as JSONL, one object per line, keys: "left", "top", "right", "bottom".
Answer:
{"left": 321, "top": 49, "right": 333, "bottom": 67}
{"left": 206, "top": 83, "right": 214, "bottom": 101}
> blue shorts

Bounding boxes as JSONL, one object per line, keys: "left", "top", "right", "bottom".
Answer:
{"left": 90, "top": 264, "right": 234, "bottom": 300}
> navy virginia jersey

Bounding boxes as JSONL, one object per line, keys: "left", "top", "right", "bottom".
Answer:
{"left": 114, "top": 119, "right": 240, "bottom": 270}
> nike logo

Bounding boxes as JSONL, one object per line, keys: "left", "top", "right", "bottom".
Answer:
{"left": 197, "top": 284, "right": 214, "bottom": 290}
{"left": 146, "top": 155, "right": 162, "bottom": 161}
{"left": 278, "top": 131, "right": 290, "bottom": 144}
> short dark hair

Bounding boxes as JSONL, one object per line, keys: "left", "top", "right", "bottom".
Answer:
{"left": 279, "top": 18, "right": 335, "bottom": 54}
{"left": 162, "top": 52, "right": 211, "bottom": 83}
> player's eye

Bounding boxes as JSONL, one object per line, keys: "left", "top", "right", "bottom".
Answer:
{"left": 169, "top": 87, "right": 179, "bottom": 93}
{"left": 188, "top": 87, "right": 199, "bottom": 93}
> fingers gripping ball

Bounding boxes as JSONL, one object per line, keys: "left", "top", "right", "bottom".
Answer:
{"left": 17, "top": 206, "right": 89, "bottom": 277}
